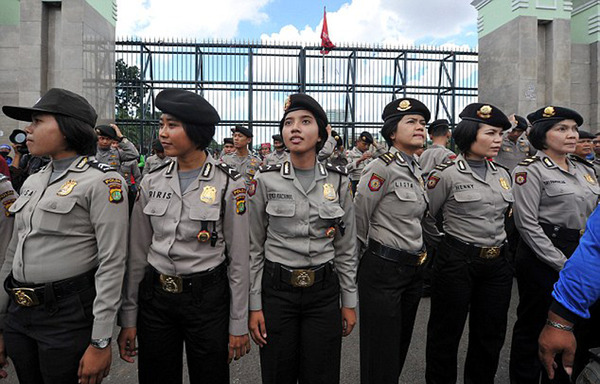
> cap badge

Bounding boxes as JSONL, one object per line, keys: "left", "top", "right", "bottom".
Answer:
{"left": 397, "top": 99, "right": 411, "bottom": 112}
{"left": 284, "top": 96, "right": 292, "bottom": 111}
{"left": 477, "top": 105, "right": 493, "bottom": 119}
{"left": 543, "top": 106, "right": 556, "bottom": 118}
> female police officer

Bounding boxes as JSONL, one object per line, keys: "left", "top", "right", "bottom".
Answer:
{"left": 355, "top": 98, "right": 437, "bottom": 384}
{"left": 425, "top": 103, "right": 514, "bottom": 384}
{"left": 509, "top": 106, "right": 599, "bottom": 384}
{"left": 117, "top": 89, "right": 250, "bottom": 384}
{"left": 0, "top": 88, "right": 129, "bottom": 384}
{"left": 248, "top": 94, "right": 357, "bottom": 384}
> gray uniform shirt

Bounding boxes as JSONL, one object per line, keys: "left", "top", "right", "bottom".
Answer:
{"left": 494, "top": 134, "right": 534, "bottom": 173}
{"left": 120, "top": 159, "right": 141, "bottom": 189}
{"left": 222, "top": 152, "right": 262, "bottom": 187}
{"left": 142, "top": 155, "right": 171, "bottom": 178}
{"left": 317, "top": 135, "right": 336, "bottom": 161}
{"left": 95, "top": 139, "right": 140, "bottom": 170}
{"left": 418, "top": 144, "right": 456, "bottom": 178}
{"left": 119, "top": 155, "right": 250, "bottom": 335}
{"left": 0, "top": 175, "right": 17, "bottom": 266}
{"left": 264, "top": 150, "right": 290, "bottom": 166}
{"left": 426, "top": 154, "right": 513, "bottom": 247}
{"left": 512, "top": 151, "right": 600, "bottom": 270}
{"left": 345, "top": 146, "right": 372, "bottom": 181}
{"left": 0, "top": 156, "right": 129, "bottom": 338}
{"left": 355, "top": 147, "right": 429, "bottom": 253}
{"left": 592, "top": 158, "right": 600, "bottom": 179}
{"left": 248, "top": 161, "right": 357, "bottom": 310}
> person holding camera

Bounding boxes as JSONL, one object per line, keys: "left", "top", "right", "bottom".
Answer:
{"left": 7, "top": 129, "right": 49, "bottom": 192}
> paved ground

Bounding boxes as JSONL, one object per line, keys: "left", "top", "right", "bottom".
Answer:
{"left": 2, "top": 281, "right": 520, "bottom": 383}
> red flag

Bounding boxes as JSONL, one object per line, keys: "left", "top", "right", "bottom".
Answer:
{"left": 320, "top": 7, "right": 335, "bottom": 54}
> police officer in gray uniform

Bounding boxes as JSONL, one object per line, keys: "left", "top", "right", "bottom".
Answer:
{"left": 346, "top": 131, "right": 375, "bottom": 194}
{"left": 248, "top": 94, "right": 357, "bottom": 384}
{"left": 425, "top": 103, "right": 514, "bottom": 384}
{"left": 0, "top": 175, "right": 16, "bottom": 265}
{"left": 510, "top": 106, "right": 600, "bottom": 384}
{"left": 0, "top": 88, "right": 129, "bottom": 384}
{"left": 95, "top": 123, "right": 139, "bottom": 169}
{"left": 264, "top": 134, "right": 289, "bottom": 165}
{"left": 494, "top": 115, "right": 534, "bottom": 173}
{"left": 419, "top": 119, "right": 456, "bottom": 178}
{"left": 117, "top": 89, "right": 250, "bottom": 384}
{"left": 222, "top": 125, "right": 262, "bottom": 187}
{"left": 141, "top": 139, "right": 170, "bottom": 178}
{"left": 355, "top": 98, "right": 437, "bottom": 384}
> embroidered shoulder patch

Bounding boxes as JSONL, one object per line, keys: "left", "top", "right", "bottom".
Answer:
{"left": 104, "top": 178, "right": 124, "bottom": 203}
{"left": 368, "top": 173, "right": 385, "bottom": 191}
{"left": 248, "top": 179, "right": 257, "bottom": 197}
{"left": 427, "top": 175, "right": 440, "bottom": 189}
{"left": 515, "top": 172, "right": 527, "bottom": 185}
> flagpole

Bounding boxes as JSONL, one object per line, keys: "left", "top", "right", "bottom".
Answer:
{"left": 322, "top": 6, "right": 326, "bottom": 85}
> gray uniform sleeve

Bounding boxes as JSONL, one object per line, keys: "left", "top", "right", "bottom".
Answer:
{"left": 334, "top": 175, "right": 358, "bottom": 308}
{"left": 119, "top": 180, "right": 152, "bottom": 328}
{"left": 345, "top": 150, "right": 361, "bottom": 173}
{"left": 117, "top": 139, "right": 140, "bottom": 162}
{"left": 0, "top": 181, "right": 17, "bottom": 265}
{"left": 354, "top": 161, "right": 388, "bottom": 250}
{"left": 318, "top": 135, "right": 336, "bottom": 161}
{"left": 512, "top": 168, "right": 567, "bottom": 270}
{"left": 424, "top": 170, "right": 449, "bottom": 219}
{"left": 249, "top": 173, "right": 268, "bottom": 311}
{"left": 222, "top": 178, "right": 250, "bottom": 335}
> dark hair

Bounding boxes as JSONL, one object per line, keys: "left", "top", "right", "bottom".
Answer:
{"left": 528, "top": 120, "right": 556, "bottom": 150}
{"left": 54, "top": 114, "right": 97, "bottom": 156}
{"left": 182, "top": 122, "right": 215, "bottom": 150}
{"left": 453, "top": 120, "right": 480, "bottom": 153}
{"left": 429, "top": 125, "right": 450, "bottom": 137}
{"left": 381, "top": 116, "right": 401, "bottom": 147}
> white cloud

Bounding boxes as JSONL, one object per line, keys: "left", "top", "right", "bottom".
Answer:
{"left": 116, "top": 0, "right": 272, "bottom": 38}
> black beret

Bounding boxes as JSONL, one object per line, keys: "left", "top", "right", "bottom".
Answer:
{"left": 3, "top": 88, "right": 97, "bottom": 127}
{"left": 95, "top": 124, "right": 118, "bottom": 140}
{"left": 459, "top": 103, "right": 511, "bottom": 130}
{"left": 223, "top": 137, "right": 234, "bottom": 145}
{"left": 232, "top": 125, "right": 253, "bottom": 138}
{"left": 428, "top": 119, "right": 449, "bottom": 133}
{"left": 152, "top": 139, "right": 164, "bottom": 151}
{"left": 513, "top": 115, "right": 528, "bottom": 130}
{"left": 382, "top": 98, "right": 431, "bottom": 123}
{"left": 578, "top": 130, "right": 595, "bottom": 140}
{"left": 359, "top": 131, "right": 374, "bottom": 144}
{"left": 527, "top": 106, "right": 583, "bottom": 127}
{"left": 155, "top": 89, "right": 220, "bottom": 126}
{"left": 282, "top": 94, "right": 329, "bottom": 126}
{"left": 272, "top": 134, "right": 283, "bottom": 142}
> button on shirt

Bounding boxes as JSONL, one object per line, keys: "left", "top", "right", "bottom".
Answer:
{"left": 248, "top": 161, "right": 357, "bottom": 311}
{"left": 512, "top": 151, "right": 600, "bottom": 270}
{"left": 427, "top": 154, "right": 513, "bottom": 247}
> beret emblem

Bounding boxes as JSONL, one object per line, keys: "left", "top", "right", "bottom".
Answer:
{"left": 397, "top": 99, "right": 412, "bottom": 112}
{"left": 284, "top": 97, "right": 292, "bottom": 111}
{"left": 477, "top": 105, "right": 492, "bottom": 119}
{"left": 543, "top": 106, "right": 555, "bottom": 118}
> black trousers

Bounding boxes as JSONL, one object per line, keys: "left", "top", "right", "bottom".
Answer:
{"left": 4, "top": 286, "right": 95, "bottom": 384}
{"left": 425, "top": 237, "right": 513, "bottom": 384}
{"left": 509, "top": 238, "right": 579, "bottom": 384}
{"left": 358, "top": 249, "right": 424, "bottom": 384}
{"left": 137, "top": 272, "right": 230, "bottom": 384}
{"left": 259, "top": 262, "right": 342, "bottom": 384}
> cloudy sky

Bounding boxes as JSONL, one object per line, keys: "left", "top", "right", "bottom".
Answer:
{"left": 116, "top": 0, "right": 478, "bottom": 48}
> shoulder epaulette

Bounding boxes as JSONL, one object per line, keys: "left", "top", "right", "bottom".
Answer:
{"left": 258, "top": 164, "right": 282, "bottom": 173}
{"left": 434, "top": 161, "right": 455, "bottom": 172}
{"left": 378, "top": 152, "right": 395, "bottom": 165}
{"left": 149, "top": 160, "right": 172, "bottom": 174}
{"left": 325, "top": 162, "right": 348, "bottom": 176}
{"left": 571, "top": 155, "right": 595, "bottom": 169}
{"left": 87, "top": 160, "right": 114, "bottom": 173}
{"left": 0, "top": 174, "right": 7, "bottom": 183}
{"left": 216, "top": 162, "right": 242, "bottom": 180}
{"left": 517, "top": 156, "right": 540, "bottom": 167}
{"left": 489, "top": 160, "right": 509, "bottom": 172}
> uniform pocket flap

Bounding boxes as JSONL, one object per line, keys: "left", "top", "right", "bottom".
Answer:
{"left": 318, "top": 204, "right": 345, "bottom": 219}
{"left": 189, "top": 205, "right": 221, "bottom": 221}
{"left": 394, "top": 189, "right": 417, "bottom": 202}
{"left": 38, "top": 198, "right": 77, "bottom": 214}
{"left": 502, "top": 192, "right": 515, "bottom": 202}
{"left": 454, "top": 191, "right": 482, "bottom": 202}
{"left": 266, "top": 201, "right": 296, "bottom": 217}
{"left": 544, "top": 184, "right": 573, "bottom": 197}
{"left": 143, "top": 200, "right": 169, "bottom": 216}
{"left": 8, "top": 195, "right": 30, "bottom": 214}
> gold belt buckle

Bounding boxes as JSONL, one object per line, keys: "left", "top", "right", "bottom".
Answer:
{"left": 159, "top": 274, "right": 183, "bottom": 293}
{"left": 417, "top": 251, "right": 428, "bottom": 266}
{"left": 11, "top": 288, "right": 40, "bottom": 307}
{"left": 480, "top": 247, "right": 501, "bottom": 259}
{"left": 290, "top": 269, "right": 315, "bottom": 288}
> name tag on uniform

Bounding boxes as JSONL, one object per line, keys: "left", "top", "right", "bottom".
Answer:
{"left": 267, "top": 192, "right": 293, "bottom": 200}
{"left": 454, "top": 183, "right": 474, "bottom": 191}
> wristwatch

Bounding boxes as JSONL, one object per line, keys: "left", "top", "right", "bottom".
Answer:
{"left": 91, "top": 337, "right": 112, "bottom": 349}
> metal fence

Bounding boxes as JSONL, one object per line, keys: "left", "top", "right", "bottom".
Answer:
{"left": 115, "top": 39, "right": 478, "bottom": 153}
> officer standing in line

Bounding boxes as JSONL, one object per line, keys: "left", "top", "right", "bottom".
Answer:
{"left": 119, "top": 158, "right": 141, "bottom": 212}
{"left": 221, "top": 125, "right": 262, "bottom": 187}
{"left": 592, "top": 133, "right": 600, "bottom": 176}
{"left": 248, "top": 94, "right": 357, "bottom": 384}
{"left": 346, "top": 131, "right": 375, "bottom": 194}
{"left": 117, "top": 89, "right": 250, "bottom": 384}
{"left": 94, "top": 123, "right": 139, "bottom": 168}
{"left": 419, "top": 119, "right": 456, "bottom": 178}
{"left": 494, "top": 114, "right": 534, "bottom": 173}
{"left": 0, "top": 88, "right": 129, "bottom": 384}
{"left": 572, "top": 130, "right": 596, "bottom": 161}
{"left": 0, "top": 175, "right": 16, "bottom": 264}
{"left": 221, "top": 137, "right": 235, "bottom": 159}
{"left": 328, "top": 130, "right": 348, "bottom": 167}
{"left": 509, "top": 106, "right": 600, "bottom": 384}
{"left": 424, "top": 103, "right": 514, "bottom": 384}
{"left": 264, "top": 134, "right": 289, "bottom": 165}
{"left": 355, "top": 98, "right": 440, "bottom": 384}
{"left": 142, "top": 139, "right": 170, "bottom": 178}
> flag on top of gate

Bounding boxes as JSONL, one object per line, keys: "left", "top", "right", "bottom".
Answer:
{"left": 320, "top": 7, "right": 335, "bottom": 55}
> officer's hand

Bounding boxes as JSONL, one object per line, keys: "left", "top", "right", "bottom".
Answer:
{"left": 341, "top": 307, "right": 357, "bottom": 337}
{"left": 78, "top": 345, "right": 111, "bottom": 384}
{"left": 110, "top": 124, "right": 123, "bottom": 139}
{"left": 117, "top": 327, "right": 138, "bottom": 363}
{"left": 326, "top": 124, "right": 332, "bottom": 136}
{"left": 538, "top": 312, "right": 576, "bottom": 379}
{"left": 249, "top": 310, "right": 268, "bottom": 347}
{"left": 0, "top": 334, "right": 9, "bottom": 379}
{"left": 228, "top": 334, "right": 251, "bottom": 364}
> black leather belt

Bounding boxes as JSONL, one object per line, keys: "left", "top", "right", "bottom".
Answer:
{"left": 540, "top": 223, "right": 584, "bottom": 243}
{"left": 4, "top": 268, "right": 96, "bottom": 307}
{"left": 367, "top": 239, "right": 427, "bottom": 266}
{"left": 151, "top": 262, "right": 227, "bottom": 294}
{"left": 444, "top": 234, "right": 504, "bottom": 259}
{"left": 265, "top": 260, "right": 331, "bottom": 288}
